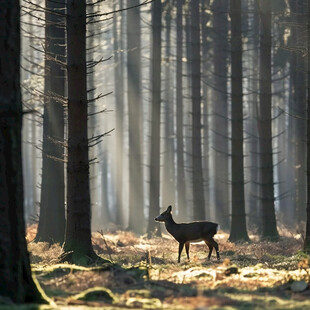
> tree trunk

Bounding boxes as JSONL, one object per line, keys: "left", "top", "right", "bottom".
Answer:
{"left": 162, "top": 2, "right": 175, "bottom": 210}
{"left": 248, "top": 0, "right": 261, "bottom": 230}
{"left": 35, "top": 0, "right": 66, "bottom": 244}
{"left": 184, "top": 6, "right": 193, "bottom": 219}
{"left": 176, "top": 0, "right": 187, "bottom": 221}
{"left": 88, "top": 0, "right": 99, "bottom": 229}
{"left": 229, "top": 0, "right": 249, "bottom": 242}
{"left": 294, "top": 0, "right": 307, "bottom": 225}
{"left": 0, "top": 0, "right": 47, "bottom": 302}
{"left": 147, "top": 0, "right": 162, "bottom": 237}
{"left": 191, "top": 0, "right": 205, "bottom": 220}
{"left": 127, "top": 0, "right": 144, "bottom": 234}
{"left": 113, "top": 0, "right": 125, "bottom": 227}
{"left": 258, "top": 0, "right": 279, "bottom": 240}
{"left": 212, "top": 0, "right": 230, "bottom": 229}
{"left": 201, "top": 0, "right": 211, "bottom": 218}
{"left": 62, "top": 0, "right": 102, "bottom": 264}
{"left": 304, "top": 0, "right": 310, "bottom": 253}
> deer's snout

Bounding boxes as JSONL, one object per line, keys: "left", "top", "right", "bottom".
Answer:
{"left": 155, "top": 215, "right": 163, "bottom": 222}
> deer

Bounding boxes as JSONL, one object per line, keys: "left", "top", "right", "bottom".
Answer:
{"left": 155, "top": 205, "right": 220, "bottom": 263}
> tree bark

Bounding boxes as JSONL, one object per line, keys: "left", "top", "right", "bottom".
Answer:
{"left": 162, "top": 2, "right": 175, "bottom": 210}
{"left": 113, "top": 0, "right": 125, "bottom": 227}
{"left": 201, "top": 0, "right": 211, "bottom": 218}
{"left": 304, "top": 0, "right": 310, "bottom": 253}
{"left": 176, "top": 0, "right": 187, "bottom": 221}
{"left": 258, "top": 0, "right": 279, "bottom": 240}
{"left": 247, "top": 0, "right": 261, "bottom": 230}
{"left": 147, "top": 0, "right": 162, "bottom": 237}
{"left": 212, "top": 0, "right": 230, "bottom": 229}
{"left": 127, "top": 0, "right": 144, "bottom": 234}
{"left": 62, "top": 0, "right": 102, "bottom": 264}
{"left": 229, "top": 0, "right": 250, "bottom": 242}
{"left": 294, "top": 0, "right": 307, "bottom": 225}
{"left": 0, "top": 0, "right": 47, "bottom": 302}
{"left": 191, "top": 0, "right": 205, "bottom": 220}
{"left": 36, "top": 0, "right": 66, "bottom": 244}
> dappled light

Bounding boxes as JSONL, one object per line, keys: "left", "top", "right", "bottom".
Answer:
{"left": 26, "top": 225, "right": 310, "bottom": 308}
{"left": 1, "top": 0, "right": 310, "bottom": 307}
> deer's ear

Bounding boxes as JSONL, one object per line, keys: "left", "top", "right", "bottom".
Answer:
{"left": 167, "top": 205, "right": 172, "bottom": 213}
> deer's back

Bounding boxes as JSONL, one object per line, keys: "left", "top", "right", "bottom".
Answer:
{"left": 166, "top": 221, "right": 218, "bottom": 243}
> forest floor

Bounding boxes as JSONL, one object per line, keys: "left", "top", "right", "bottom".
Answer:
{"left": 15, "top": 225, "right": 310, "bottom": 309}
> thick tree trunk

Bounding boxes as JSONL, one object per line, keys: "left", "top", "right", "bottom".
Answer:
{"left": 176, "top": 0, "right": 187, "bottom": 221}
{"left": 0, "top": 0, "right": 47, "bottom": 302}
{"left": 127, "top": 0, "right": 144, "bottom": 234}
{"left": 212, "top": 0, "right": 230, "bottom": 229}
{"left": 36, "top": 0, "right": 66, "bottom": 244}
{"left": 191, "top": 0, "right": 205, "bottom": 220}
{"left": 229, "top": 0, "right": 249, "bottom": 242}
{"left": 258, "top": 0, "right": 279, "bottom": 240}
{"left": 147, "top": 0, "right": 162, "bottom": 237}
{"left": 62, "top": 0, "right": 102, "bottom": 264}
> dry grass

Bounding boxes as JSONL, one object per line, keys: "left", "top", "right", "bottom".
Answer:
{"left": 26, "top": 225, "right": 310, "bottom": 309}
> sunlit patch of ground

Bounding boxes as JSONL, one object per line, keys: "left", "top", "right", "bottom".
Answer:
{"left": 25, "top": 224, "right": 310, "bottom": 309}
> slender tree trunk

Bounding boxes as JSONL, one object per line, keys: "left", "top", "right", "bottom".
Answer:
{"left": 113, "top": 0, "right": 125, "bottom": 227}
{"left": 127, "top": 0, "right": 144, "bottom": 234}
{"left": 258, "top": 0, "right": 279, "bottom": 240}
{"left": 294, "top": 0, "right": 307, "bottom": 224}
{"left": 87, "top": 0, "right": 99, "bottom": 229}
{"left": 229, "top": 0, "right": 249, "bottom": 242}
{"left": 304, "top": 0, "right": 310, "bottom": 253}
{"left": 62, "top": 0, "right": 102, "bottom": 264}
{"left": 212, "top": 0, "right": 230, "bottom": 229}
{"left": 35, "top": 0, "right": 66, "bottom": 244}
{"left": 248, "top": 0, "right": 261, "bottom": 230}
{"left": 0, "top": 0, "right": 47, "bottom": 302}
{"left": 286, "top": 0, "right": 307, "bottom": 227}
{"left": 162, "top": 2, "right": 175, "bottom": 209}
{"left": 147, "top": 0, "right": 162, "bottom": 237}
{"left": 201, "top": 0, "right": 210, "bottom": 218}
{"left": 286, "top": 1, "right": 297, "bottom": 226}
{"left": 176, "top": 0, "right": 186, "bottom": 221}
{"left": 184, "top": 6, "right": 193, "bottom": 219}
{"left": 191, "top": 0, "right": 205, "bottom": 220}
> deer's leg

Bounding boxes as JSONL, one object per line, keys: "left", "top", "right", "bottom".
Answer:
{"left": 178, "top": 242, "right": 184, "bottom": 263}
{"left": 204, "top": 240, "right": 213, "bottom": 260}
{"left": 206, "top": 237, "right": 220, "bottom": 260}
{"left": 185, "top": 242, "right": 190, "bottom": 261}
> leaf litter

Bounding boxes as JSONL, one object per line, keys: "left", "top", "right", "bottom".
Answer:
{"left": 26, "top": 224, "right": 310, "bottom": 309}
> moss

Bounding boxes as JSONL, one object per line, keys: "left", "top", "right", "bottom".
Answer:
{"left": 125, "top": 289, "right": 151, "bottom": 298}
{"left": 32, "top": 262, "right": 113, "bottom": 278}
{"left": 126, "top": 297, "right": 162, "bottom": 309}
{"left": 125, "top": 266, "right": 148, "bottom": 280}
{"left": 222, "top": 250, "right": 236, "bottom": 256}
{"left": 264, "top": 253, "right": 287, "bottom": 262}
{"left": 70, "top": 287, "right": 118, "bottom": 304}
{"left": 295, "top": 250, "right": 310, "bottom": 259}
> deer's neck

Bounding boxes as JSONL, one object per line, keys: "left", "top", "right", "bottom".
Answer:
{"left": 165, "top": 215, "right": 177, "bottom": 231}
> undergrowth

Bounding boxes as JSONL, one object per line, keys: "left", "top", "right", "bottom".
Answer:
{"left": 23, "top": 224, "right": 310, "bottom": 309}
